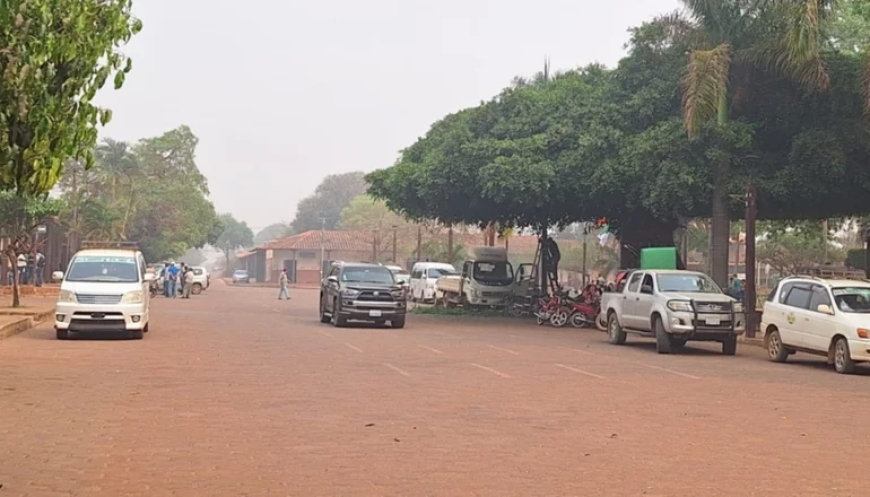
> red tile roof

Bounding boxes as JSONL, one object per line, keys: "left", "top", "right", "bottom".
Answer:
{"left": 261, "top": 230, "right": 371, "bottom": 252}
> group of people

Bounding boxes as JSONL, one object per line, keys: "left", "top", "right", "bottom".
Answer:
{"left": 3, "top": 251, "right": 46, "bottom": 287}
{"left": 160, "top": 262, "right": 196, "bottom": 299}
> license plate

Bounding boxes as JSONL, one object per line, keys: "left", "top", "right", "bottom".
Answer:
{"left": 705, "top": 317, "right": 721, "bottom": 325}
{"left": 369, "top": 310, "right": 382, "bottom": 317}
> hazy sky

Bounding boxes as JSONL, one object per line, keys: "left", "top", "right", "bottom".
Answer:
{"left": 96, "top": 0, "right": 679, "bottom": 232}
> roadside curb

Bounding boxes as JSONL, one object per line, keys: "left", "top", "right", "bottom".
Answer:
{"left": 0, "top": 309, "right": 52, "bottom": 340}
{"left": 739, "top": 335, "right": 765, "bottom": 349}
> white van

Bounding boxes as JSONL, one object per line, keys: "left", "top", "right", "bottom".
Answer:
{"left": 409, "top": 262, "right": 456, "bottom": 303}
{"left": 53, "top": 248, "right": 155, "bottom": 340}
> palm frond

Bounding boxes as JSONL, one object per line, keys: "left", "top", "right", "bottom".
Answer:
{"left": 681, "top": 42, "right": 732, "bottom": 138}
{"left": 736, "top": 39, "right": 829, "bottom": 91}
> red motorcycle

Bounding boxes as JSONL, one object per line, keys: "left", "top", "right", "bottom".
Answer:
{"left": 535, "top": 293, "right": 569, "bottom": 327}
{"left": 567, "top": 299, "right": 600, "bottom": 328}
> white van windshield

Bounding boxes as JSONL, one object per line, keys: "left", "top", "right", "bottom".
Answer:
{"left": 67, "top": 256, "right": 139, "bottom": 283}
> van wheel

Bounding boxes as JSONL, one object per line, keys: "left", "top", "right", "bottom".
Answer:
{"left": 143, "top": 323, "right": 150, "bottom": 333}
{"left": 191, "top": 283, "right": 203, "bottom": 295}
{"left": 56, "top": 329, "right": 69, "bottom": 340}
{"left": 833, "top": 337, "right": 857, "bottom": 374}
{"left": 130, "top": 329, "right": 144, "bottom": 340}
{"left": 765, "top": 329, "right": 789, "bottom": 363}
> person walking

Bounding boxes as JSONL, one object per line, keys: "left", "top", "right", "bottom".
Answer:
{"left": 34, "top": 251, "right": 45, "bottom": 287}
{"left": 182, "top": 266, "right": 194, "bottom": 298}
{"left": 278, "top": 268, "right": 291, "bottom": 300}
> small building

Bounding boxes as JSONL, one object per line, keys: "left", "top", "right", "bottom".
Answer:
{"left": 241, "top": 230, "right": 372, "bottom": 285}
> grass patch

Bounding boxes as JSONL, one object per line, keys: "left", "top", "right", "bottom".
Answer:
{"left": 409, "top": 306, "right": 506, "bottom": 318}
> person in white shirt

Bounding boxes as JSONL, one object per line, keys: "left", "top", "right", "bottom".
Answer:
{"left": 278, "top": 269, "right": 290, "bottom": 300}
{"left": 182, "top": 267, "right": 195, "bottom": 298}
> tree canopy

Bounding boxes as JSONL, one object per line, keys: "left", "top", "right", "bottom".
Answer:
{"left": 57, "top": 126, "right": 224, "bottom": 262}
{"left": 367, "top": 10, "right": 870, "bottom": 272}
{"left": 215, "top": 213, "right": 254, "bottom": 268}
{"left": 254, "top": 223, "right": 290, "bottom": 245}
{"left": 290, "top": 172, "right": 367, "bottom": 234}
{"left": 0, "top": 0, "right": 142, "bottom": 194}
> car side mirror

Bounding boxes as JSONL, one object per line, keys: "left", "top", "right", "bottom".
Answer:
{"left": 144, "top": 273, "right": 156, "bottom": 282}
{"left": 398, "top": 280, "right": 408, "bottom": 286}
{"left": 51, "top": 271, "right": 63, "bottom": 281}
{"left": 327, "top": 275, "right": 338, "bottom": 284}
{"left": 817, "top": 304, "right": 835, "bottom": 315}
{"left": 641, "top": 285, "right": 653, "bottom": 294}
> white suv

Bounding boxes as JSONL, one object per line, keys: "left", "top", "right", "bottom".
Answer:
{"left": 762, "top": 276, "right": 870, "bottom": 374}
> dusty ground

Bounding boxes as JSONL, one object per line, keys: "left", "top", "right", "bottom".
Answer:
{"left": 1, "top": 281, "right": 869, "bottom": 496}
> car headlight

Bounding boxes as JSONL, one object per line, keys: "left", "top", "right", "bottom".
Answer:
{"left": 667, "top": 300, "right": 693, "bottom": 312}
{"left": 732, "top": 302, "right": 744, "bottom": 312}
{"left": 391, "top": 289, "right": 405, "bottom": 298}
{"left": 121, "top": 290, "right": 143, "bottom": 304}
{"left": 58, "top": 289, "right": 76, "bottom": 303}
{"left": 341, "top": 288, "right": 360, "bottom": 297}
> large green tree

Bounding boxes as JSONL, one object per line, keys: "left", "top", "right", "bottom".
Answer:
{"left": 58, "top": 127, "right": 224, "bottom": 262}
{"left": 0, "top": 0, "right": 142, "bottom": 194}
{"left": 215, "top": 213, "right": 254, "bottom": 269}
{"left": 290, "top": 172, "right": 367, "bottom": 233}
{"left": 369, "top": 12, "right": 870, "bottom": 274}
{"left": 675, "top": 0, "right": 830, "bottom": 285}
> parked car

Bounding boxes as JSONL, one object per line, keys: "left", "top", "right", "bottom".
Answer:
{"left": 409, "top": 262, "right": 456, "bottom": 303}
{"left": 762, "top": 276, "right": 870, "bottom": 374}
{"left": 190, "top": 266, "right": 210, "bottom": 294}
{"left": 232, "top": 269, "right": 250, "bottom": 284}
{"left": 319, "top": 262, "right": 407, "bottom": 328}
{"left": 53, "top": 247, "right": 155, "bottom": 340}
{"left": 600, "top": 269, "right": 745, "bottom": 355}
{"left": 385, "top": 265, "right": 411, "bottom": 287}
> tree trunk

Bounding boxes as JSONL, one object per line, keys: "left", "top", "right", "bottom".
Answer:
{"left": 709, "top": 162, "right": 730, "bottom": 287}
{"left": 447, "top": 226, "right": 454, "bottom": 264}
{"left": 5, "top": 250, "right": 21, "bottom": 308}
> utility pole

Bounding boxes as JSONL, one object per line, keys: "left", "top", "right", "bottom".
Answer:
{"left": 744, "top": 180, "right": 757, "bottom": 338}
{"left": 391, "top": 225, "right": 398, "bottom": 263}
{"left": 447, "top": 225, "right": 454, "bottom": 264}
{"left": 319, "top": 216, "right": 327, "bottom": 279}
{"left": 416, "top": 225, "right": 422, "bottom": 262}
{"left": 581, "top": 223, "right": 588, "bottom": 287}
{"left": 822, "top": 219, "right": 829, "bottom": 265}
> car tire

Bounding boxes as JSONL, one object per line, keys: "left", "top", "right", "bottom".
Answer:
{"left": 130, "top": 329, "right": 144, "bottom": 340}
{"left": 654, "top": 317, "right": 671, "bottom": 354}
{"left": 833, "top": 337, "right": 857, "bottom": 374}
{"left": 671, "top": 336, "right": 688, "bottom": 349}
{"left": 722, "top": 335, "right": 737, "bottom": 356}
{"left": 331, "top": 299, "right": 347, "bottom": 327}
{"left": 765, "top": 328, "right": 789, "bottom": 363}
{"left": 56, "top": 329, "right": 69, "bottom": 340}
{"left": 319, "top": 297, "right": 331, "bottom": 323}
{"left": 391, "top": 316, "right": 406, "bottom": 329}
{"left": 607, "top": 313, "right": 627, "bottom": 345}
{"left": 191, "top": 283, "right": 202, "bottom": 295}
{"left": 143, "top": 322, "right": 150, "bottom": 333}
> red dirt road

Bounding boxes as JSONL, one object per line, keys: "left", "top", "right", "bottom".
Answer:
{"left": 1, "top": 281, "right": 869, "bottom": 496}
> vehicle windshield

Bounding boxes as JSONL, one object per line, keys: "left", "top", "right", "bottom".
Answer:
{"left": 656, "top": 273, "right": 722, "bottom": 294}
{"left": 341, "top": 267, "right": 395, "bottom": 285}
{"left": 427, "top": 268, "right": 454, "bottom": 279}
{"left": 67, "top": 256, "right": 139, "bottom": 283}
{"left": 472, "top": 261, "right": 513, "bottom": 284}
{"left": 234, "top": 270, "right": 247, "bottom": 276}
{"left": 832, "top": 287, "right": 870, "bottom": 313}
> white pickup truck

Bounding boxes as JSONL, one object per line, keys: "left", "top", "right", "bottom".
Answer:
{"left": 600, "top": 269, "right": 745, "bottom": 355}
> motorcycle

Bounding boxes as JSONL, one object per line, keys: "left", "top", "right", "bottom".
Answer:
{"left": 567, "top": 299, "right": 600, "bottom": 328}
{"left": 535, "top": 293, "right": 570, "bottom": 327}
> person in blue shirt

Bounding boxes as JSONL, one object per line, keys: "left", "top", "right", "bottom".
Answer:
{"left": 166, "top": 262, "right": 180, "bottom": 298}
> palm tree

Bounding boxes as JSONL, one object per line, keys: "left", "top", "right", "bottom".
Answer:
{"left": 674, "top": 0, "right": 831, "bottom": 285}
